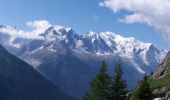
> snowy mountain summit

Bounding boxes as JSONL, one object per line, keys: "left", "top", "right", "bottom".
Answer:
{"left": 0, "top": 24, "right": 167, "bottom": 99}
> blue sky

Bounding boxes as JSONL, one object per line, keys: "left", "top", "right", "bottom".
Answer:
{"left": 0, "top": 0, "right": 168, "bottom": 49}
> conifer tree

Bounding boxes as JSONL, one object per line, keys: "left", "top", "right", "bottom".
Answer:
{"left": 110, "top": 61, "right": 128, "bottom": 100}
{"left": 131, "top": 74, "right": 152, "bottom": 100}
{"left": 84, "top": 61, "right": 111, "bottom": 100}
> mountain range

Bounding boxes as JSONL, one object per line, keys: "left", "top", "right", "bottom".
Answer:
{"left": 0, "top": 24, "right": 167, "bottom": 99}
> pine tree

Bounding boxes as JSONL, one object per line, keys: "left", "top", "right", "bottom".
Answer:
{"left": 138, "top": 74, "right": 152, "bottom": 100}
{"left": 84, "top": 61, "right": 111, "bottom": 100}
{"left": 110, "top": 61, "right": 128, "bottom": 100}
{"left": 131, "top": 74, "right": 152, "bottom": 100}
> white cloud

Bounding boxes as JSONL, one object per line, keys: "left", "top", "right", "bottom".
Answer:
{"left": 0, "top": 27, "right": 44, "bottom": 40}
{"left": 100, "top": 0, "right": 170, "bottom": 46}
{"left": 0, "top": 20, "right": 52, "bottom": 40}
{"left": 26, "top": 20, "right": 51, "bottom": 34}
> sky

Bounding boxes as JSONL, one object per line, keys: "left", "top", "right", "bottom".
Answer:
{"left": 0, "top": 0, "right": 169, "bottom": 49}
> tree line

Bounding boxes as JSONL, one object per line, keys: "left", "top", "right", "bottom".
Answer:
{"left": 84, "top": 61, "right": 152, "bottom": 100}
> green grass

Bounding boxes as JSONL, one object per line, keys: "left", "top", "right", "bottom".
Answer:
{"left": 149, "top": 75, "right": 170, "bottom": 89}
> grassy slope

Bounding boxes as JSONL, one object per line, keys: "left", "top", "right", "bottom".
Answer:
{"left": 149, "top": 74, "right": 170, "bottom": 89}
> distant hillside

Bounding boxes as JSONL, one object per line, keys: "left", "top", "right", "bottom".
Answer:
{"left": 0, "top": 45, "right": 75, "bottom": 100}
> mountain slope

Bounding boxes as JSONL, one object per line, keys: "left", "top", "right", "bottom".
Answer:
{"left": 150, "top": 51, "right": 170, "bottom": 89}
{"left": 152, "top": 51, "right": 170, "bottom": 79}
{"left": 0, "top": 45, "right": 75, "bottom": 100}
{"left": 148, "top": 52, "right": 170, "bottom": 99}
{"left": 0, "top": 24, "right": 166, "bottom": 99}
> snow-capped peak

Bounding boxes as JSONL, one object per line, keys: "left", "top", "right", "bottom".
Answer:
{"left": 53, "top": 25, "right": 72, "bottom": 33}
{"left": 44, "top": 25, "right": 74, "bottom": 36}
{"left": 86, "top": 31, "right": 100, "bottom": 38}
{"left": 100, "top": 31, "right": 118, "bottom": 37}
{"left": 86, "top": 31, "right": 154, "bottom": 56}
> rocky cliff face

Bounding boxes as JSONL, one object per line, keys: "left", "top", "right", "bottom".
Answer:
{"left": 152, "top": 51, "right": 170, "bottom": 79}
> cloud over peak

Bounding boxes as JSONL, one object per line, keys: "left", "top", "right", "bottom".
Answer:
{"left": 26, "top": 20, "right": 51, "bottom": 34}
{"left": 0, "top": 20, "right": 52, "bottom": 40}
{"left": 100, "top": 0, "right": 170, "bottom": 46}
